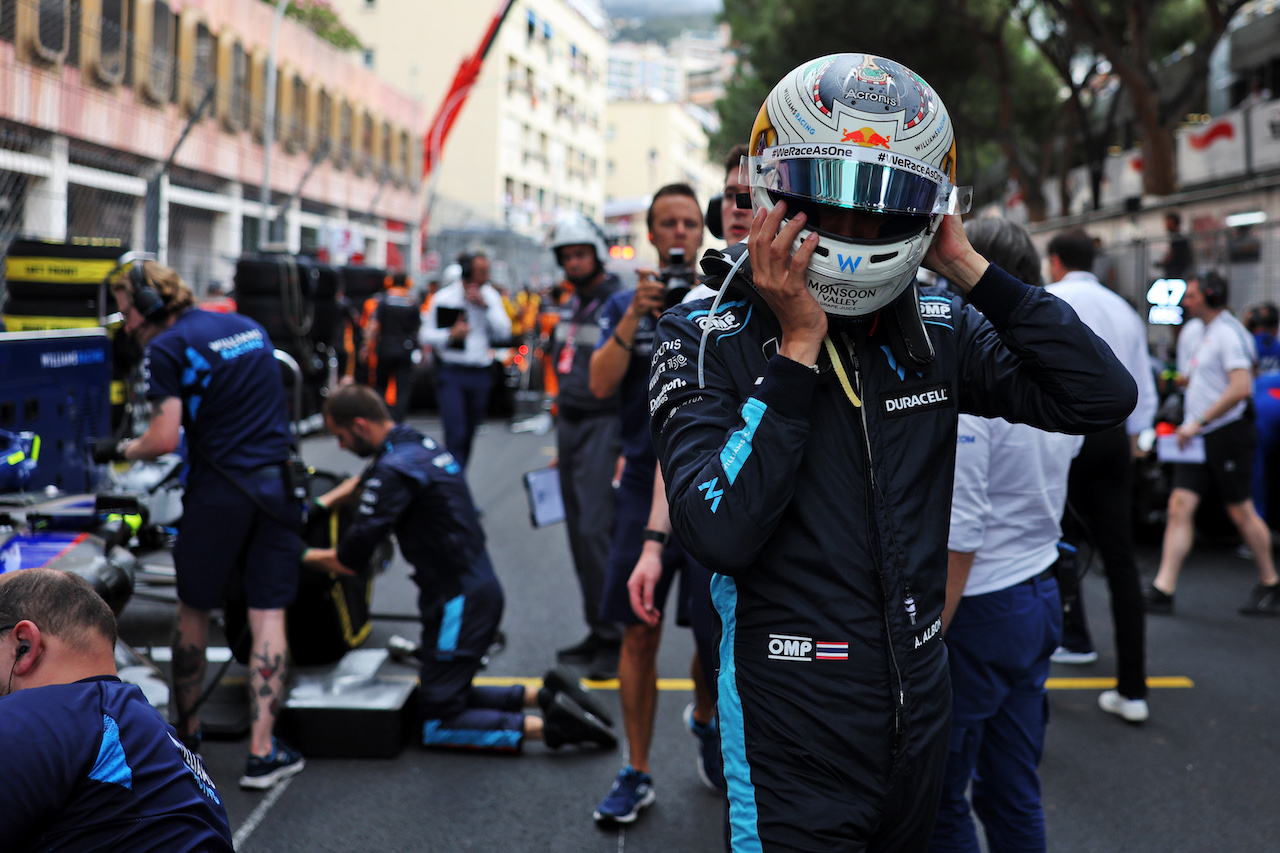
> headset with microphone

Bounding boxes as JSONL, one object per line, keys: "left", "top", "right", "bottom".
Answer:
{"left": 1197, "top": 270, "right": 1229, "bottom": 309}
{"left": 129, "top": 261, "right": 169, "bottom": 321}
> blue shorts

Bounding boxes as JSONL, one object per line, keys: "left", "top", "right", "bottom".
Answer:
{"left": 599, "top": 483, "right": 691, "bottom": 626}
{"left": 174, "top": 469, "right": 303, "bottom": 611}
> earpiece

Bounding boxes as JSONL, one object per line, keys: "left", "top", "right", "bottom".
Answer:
{"left": 130, "top": 262, "right": 168, "bottom": 321}
{"left": 15, "top": 644, "right": 29, "bottom": 659}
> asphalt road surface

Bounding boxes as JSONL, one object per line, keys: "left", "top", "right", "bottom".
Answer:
{"left": 115, "top": 413, "right": 1280, "bottom": 852}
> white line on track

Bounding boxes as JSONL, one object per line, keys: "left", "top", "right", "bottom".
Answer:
{"left": 232, "top": 776, "right": 295, "bottom": 851}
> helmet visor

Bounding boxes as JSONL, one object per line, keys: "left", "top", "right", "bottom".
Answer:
{"left": 747, "top": 147, "right": 972, "bottom": 216}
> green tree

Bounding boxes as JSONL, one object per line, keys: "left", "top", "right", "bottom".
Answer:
{"left": 1018, "top": 0, "right": 1247, "bottom": 197}
{"left": 716, "top": 0, "right": 1251, "bottom": 212}
{"left": 713, "top": 0, "right": 1061, "bottom": 214}
{"left": 275, "top": 0, "right": 363, "bottom": 52}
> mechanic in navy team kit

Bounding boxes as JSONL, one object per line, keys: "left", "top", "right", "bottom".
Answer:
{"left": 648, "top": 54, "right": 1137, "bottom": 851}
{"left": 0, "top": 568, "right": 233, "bottom": 851}
{"left": 100, "top": 260, "right": 305, "bottom": 790}
{"left": 302, "top": 384, "right": 616, "bottom": 752}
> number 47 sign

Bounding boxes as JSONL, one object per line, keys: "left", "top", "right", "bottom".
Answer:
{"left": 1147, "top": 278, "right": 1187, "bottom": 326}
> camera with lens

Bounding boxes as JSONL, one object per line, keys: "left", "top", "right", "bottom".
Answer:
{"left": 657, "top": 247, "right": 697, "bottom": 310}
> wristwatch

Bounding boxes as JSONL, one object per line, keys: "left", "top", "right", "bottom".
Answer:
{"left": 642, "top": 528, "right": 670, "bottom": 546}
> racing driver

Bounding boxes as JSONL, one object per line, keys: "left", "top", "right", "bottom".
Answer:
{"left": 647, "top": 53, "right": 1137, "bottom": 851}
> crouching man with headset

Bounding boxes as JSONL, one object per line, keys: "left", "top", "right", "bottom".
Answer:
{"left": 0, "top": 568, "right": 234, "bottom": 850}
{"left": 96, "top": 260, "right": 306, "bottom": 790}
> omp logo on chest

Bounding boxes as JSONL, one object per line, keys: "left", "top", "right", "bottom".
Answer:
{"left": 767, "top": 634, "right": 848, "bottom": 662}
{"left": 882, "top": 384, "right": 952, "bottom": 418}
{"left": 768, "top": 634, "right": 813, "bottom": 661}
{"left": 920, "top": 301, "right": 951, "bottom": 320}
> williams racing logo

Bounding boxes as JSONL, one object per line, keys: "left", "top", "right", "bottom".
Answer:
{"left": 881, "top": 383, "right": 953, "bottom": 419}
{"left": 767, "top": 634, "right": 849, "bottom": 662}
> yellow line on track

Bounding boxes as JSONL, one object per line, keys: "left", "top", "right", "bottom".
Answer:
{"left": 474, "top": 676, "right": 1195, "bottom": 691}
{"left": 1047, "top": 676, "right": 1194, "bottom": 689}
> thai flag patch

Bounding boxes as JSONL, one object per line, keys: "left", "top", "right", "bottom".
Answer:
{"left": 815, "top": 641, "right": 849, "bottom": 660}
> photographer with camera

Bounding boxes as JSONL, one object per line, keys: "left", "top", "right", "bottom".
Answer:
{"left": 587, "top": 183, "right": 705, "bottom": 824}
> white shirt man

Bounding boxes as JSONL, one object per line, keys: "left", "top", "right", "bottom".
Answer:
{"left": 935, "top": 415, "right": 1081, "bottom": 850}
{"left": 1045, "top": 230, "right": 1155, "bottom": 721}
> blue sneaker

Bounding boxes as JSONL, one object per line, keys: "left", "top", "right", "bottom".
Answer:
{"left": 239, "top": 738, "right": 306, "bottom": 790}
{"left": 683, "top": 702, "right": 726, "bottom": 791}
{"left": 593, "top": 766, "right": 656, "bottom": 824}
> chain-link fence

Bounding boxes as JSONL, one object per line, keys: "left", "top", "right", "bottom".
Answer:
{"left": 1090, "top": 217, "right": 1279, "bottom": 362}
{"left": 426, "top": 225, "right": 559, "bottom": 293}
{"left": 1097, "top": 219, "right": 1280, "bottom": 315}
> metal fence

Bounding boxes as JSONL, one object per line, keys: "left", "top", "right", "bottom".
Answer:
{"left": 1098, "top": 218, "right": 1280, "bottom": 316}
{"left": 1093, "top": 217, "right": 1278, "bottom": 363}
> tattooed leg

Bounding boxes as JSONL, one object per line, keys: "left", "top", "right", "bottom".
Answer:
{"left": 247, "top": 607, "right": 289, "bottom": 757}
{"left": 172, "top": 603, "right": 210, "bottom": 736}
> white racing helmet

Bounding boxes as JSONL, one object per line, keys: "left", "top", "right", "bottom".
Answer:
{"left": 548, "top": 213, "right": 608, "bottom": 273}
{"left": 747, "top": 53, "right": 972, "bottom": 317}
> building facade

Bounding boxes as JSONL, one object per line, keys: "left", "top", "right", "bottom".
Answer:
{"left": 332, "top": 0, "right": 610, "bottom": 256}
{"left": 0, "top": 0, "right": 422, "bottom": 293}
{"left": 603, "top": 99, "right": 722, "bottom": 267}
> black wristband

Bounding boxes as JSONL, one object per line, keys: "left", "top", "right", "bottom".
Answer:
{"left": 613, "top": 331, "right": 633, "bottom": 351}
{"left": 642, "top": 528, "right": 670, "bottom": 546}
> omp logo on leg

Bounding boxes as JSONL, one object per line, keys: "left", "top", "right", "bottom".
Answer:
{"left": 767, "top": 634, "right": 813, "bottom": 661}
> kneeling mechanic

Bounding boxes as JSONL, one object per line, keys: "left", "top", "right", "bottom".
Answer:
{"left": 302, "top": 384, "right": 616, "bottom": 751}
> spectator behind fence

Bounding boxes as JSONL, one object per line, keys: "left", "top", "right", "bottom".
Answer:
{"left": 1158, "top": 212, "right": 1193, "bottom": 280}
{"left": 0, "top": 568, "right": 233, "bottom": 851}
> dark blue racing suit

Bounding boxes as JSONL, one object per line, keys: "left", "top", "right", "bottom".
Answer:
{"left": 649, "top": 264, "right": 1136, "bottom": 851}
{"left": 336, "top": 423, "right": 525, "bottom": 750}
{"left": 0, "top": 676, "right": 233, "bottom": 852}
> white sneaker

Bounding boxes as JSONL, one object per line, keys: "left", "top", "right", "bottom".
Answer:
{"left": 1098, "top": 689, "right": 1149, "bottom": 723}
{"left": 1051, "top": 646, "right": 1099, "bottom": 665}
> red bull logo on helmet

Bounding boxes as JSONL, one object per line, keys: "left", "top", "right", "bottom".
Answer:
{"left": 843, "top": 127, "right": 892, "bottom": 149}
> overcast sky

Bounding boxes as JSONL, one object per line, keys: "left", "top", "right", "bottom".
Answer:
{"left": 599, "top": 0, "right": 723, "bottom": 16}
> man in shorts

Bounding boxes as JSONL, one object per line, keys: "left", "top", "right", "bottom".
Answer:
{"left": 1145, "top": 271, "right": 1280, "bottom": 615}
{"left": 101, "top": 260, "right": 305, "bottom": 789}
{"left": 588, "top": 184, "right": 705, "bottom": 824}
